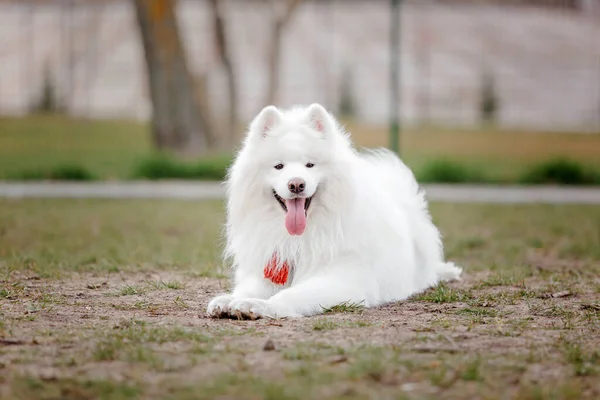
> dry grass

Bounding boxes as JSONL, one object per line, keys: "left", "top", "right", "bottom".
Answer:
{"left": 1, "top": 199, "right": 599, "bottom": 399}
{"left": 344, "top": 122, "right": 600, "bottom": 179}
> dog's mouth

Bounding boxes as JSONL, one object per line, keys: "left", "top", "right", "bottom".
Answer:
{"left": 273, "top": 189, "right": 314, "bottom": 236}
{"left": 273, "top": 190, "right": 313, "bottom": 214}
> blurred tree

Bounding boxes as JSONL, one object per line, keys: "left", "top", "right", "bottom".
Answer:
{"left": 133, "top": 0, "right": 215, "bottom": 154}
{"left": 209, "top": 0, "right": 237, "bottom": 148}
{"left": 29, "top": 62, "right": 64, "bottom": 115}
{"left": 265, "top": 0, "right": 303, "bottom": 105}
{"left": 338, "top": 64, "right": 357, "bottom": 120}
{"left": 479, "top": 67, "right": 499, "bottom": 125}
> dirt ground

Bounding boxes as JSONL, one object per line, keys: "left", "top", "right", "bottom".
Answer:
{"left": 1, "top": 268, "right": 599, "bottom": 400}
{"left": 1, "top": 200, "right": 599, "bottom": 399}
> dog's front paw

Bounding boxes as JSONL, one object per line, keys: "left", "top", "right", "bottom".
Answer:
{"left": 206, "top": 294, "right": 234, "bottom": 318}
{"left": 227, "top": 298, "right": 275, "bottom": 320}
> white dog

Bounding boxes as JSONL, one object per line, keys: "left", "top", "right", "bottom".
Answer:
{"left": 207, "top": 104, "right": 461, "bottom": 319}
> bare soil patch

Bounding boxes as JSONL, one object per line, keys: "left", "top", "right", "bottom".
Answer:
{"left": 1, "top": 269, "right": 599, "bottom": 399}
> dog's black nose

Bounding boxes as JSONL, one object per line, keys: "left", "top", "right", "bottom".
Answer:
{"left": 288, "top": 178, "right": 306, "bottom": 194}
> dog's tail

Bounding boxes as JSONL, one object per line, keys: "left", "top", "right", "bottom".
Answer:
{"left": 436, "top": 262, "right": 462, "bottom": 282}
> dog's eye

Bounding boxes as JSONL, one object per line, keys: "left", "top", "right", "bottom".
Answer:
{"left": 274, "top": 164, "right": 284, "bottom": 170}
{"left": 306, "top": 163, "right": 315, "bottom": 168}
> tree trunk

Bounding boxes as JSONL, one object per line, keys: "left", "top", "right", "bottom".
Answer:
{"left": 265, "top": 0, "right": 302, "bottom": 106}
{"left": 133, "top": 0, "right": 213, "bottom": 154}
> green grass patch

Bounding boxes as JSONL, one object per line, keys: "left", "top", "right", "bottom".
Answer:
{"left": 416, "top": 157, "right": 600, "bottom": 185}
{"left": 416, "top": 159, "right": 487, "bottom": 183}
{"left": 9, "top": 164, "right": 96, "bottom": 181}
{"left": 347, "top": 348, "right": 389, "bottom": 382}
{"left": 8, "top": 376, "right": 142, "bottom": 400}
{"left": 0, "top": 115, "right": 151, "bottom": 180}
{"left": 158, "top": 279, "right": 185, "bottom": 290}
{"left": 411, "top": 284, "right": 473, "bottom": 303}
{"left": 312, "top": 319, "right": 340, "bottom": 331}
{"left": 92, "top": 324, "right": 215, "bottom": 364}
{"left": 118, "top": 283, "right": 146, "bottom": 296}
{"left": 561, "top": 340, "right": 599, "bottom": 377}
{"left": 469, "top": 289, "right": 541, "bottom": 307}
{"left": 2, "top": 201, "right": 600, "bottom": 281}
{"left": 132, "top": 153, "right": 232, "bottom": 181}
{"left": 476, "top": 271, "right": 527, "bottom": 288}
{"left": 322, "top": 300, "right": 365, "bottom": 314}
{"left": 455, "top": 307, "right": 499, "bottom": 318}
{"left": 311, "top": 318, "right": 371, "bottom": 331}
{"left": 519, "top": 158, "right": 600, "bottom": 185}
{"left": 459, "top": 357, "right": 484, "bottom": 381}
{"left": 0, "top": 199, "right": 225, "bottom": 278}
{"left": 92, "top": 324, "right": 214, "bottom": 365}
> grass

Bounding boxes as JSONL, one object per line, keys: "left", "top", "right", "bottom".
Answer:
{"left": 455, "top": 307, "right": 499, "bottom": 318}
{"left": 8, "top": 377, "right": 142, "bottom": 400}
{"left": 0, "top": 199, "right": 225, "bottom": 279}
{"left": 311, "top": 318, "right": 371, "bottom": 331}
{"left": 348, "top": 348, "right": 389, "bottom": 382}
{"left": 560, "top": 341, "right": 599, "bottom": 377}
{"left": 118, "top": 283, "right": 146, "bottom": 296}
{"left": 10, "top": 164, "right": 96, "bottom": 181}
{"left": 519, "top": 158, "right": 600, "bottom": 185}
{"left": 312, "top": 319, "right": 341, "bottom": 331}
{"left": 411, "top": 283, "right": 473, "bottom": 303}
{"left": 1, "top": 200, "right": 600, "bottom": 398}
{"left": 459, "top": 357, "right": 484, "bottom": 381}
{"left": 352, "top": 122, "right": 600, "bottom": 179}
{"left": 417, "top": 157, "right": 600, "bottom": 185}
{"left": 115, "top": 279, "right": 186, "bottom": 296}
{"left": 104, "top": 324, "right": 214, "bottom": 346}
{"left": 322, "top": 300, "right": 365, "bottom": 314}
{"left": 133, "top": 153, "right": 231, "bottom": 181}
{"left": 2, "top": 115, "right": 600, "bottom": 182}
{"left": 0, "top": 115, "right": 151, "bottom": 180}
{"left": 1, "top": 199, "right": 599, "bottom": 280}
{"left": 417, "top": 159, "right": 486, "bottom": 183}
{"left": 475, "top": 271, "right": 527, "bottom": 288}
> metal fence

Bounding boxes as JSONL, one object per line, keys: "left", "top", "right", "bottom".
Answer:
{"left": 0, "top": 0, "right": 599, "bottom": 131}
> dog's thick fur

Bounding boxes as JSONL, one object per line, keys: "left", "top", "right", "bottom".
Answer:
{"left": 207, "top": 104, "right": 461, "bottom": 318}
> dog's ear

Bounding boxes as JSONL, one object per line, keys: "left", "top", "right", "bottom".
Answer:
{"left": 306, "top": 103, "right": 333, "bottom": 135}
{"left": 249, "top": 105, "right": 282, "bottom": 139}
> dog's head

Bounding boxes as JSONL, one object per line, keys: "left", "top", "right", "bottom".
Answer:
{"left": 234, "top": 104, "right": 346, "bottom": 236}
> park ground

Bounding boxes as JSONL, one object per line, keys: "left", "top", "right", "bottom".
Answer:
{"left": 1, "top": 199, "right": 599, "bottom": 399}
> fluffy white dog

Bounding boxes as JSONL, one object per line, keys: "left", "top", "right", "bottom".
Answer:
{"left": 207, "top": 104, "right": 461, "bottom": 319}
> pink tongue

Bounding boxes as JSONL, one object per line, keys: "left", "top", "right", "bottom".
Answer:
{"left": 285, "top": 198, "right": 307, "bottom": 235}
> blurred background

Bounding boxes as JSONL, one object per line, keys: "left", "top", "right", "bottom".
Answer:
{"left": 0, "top": 0, "right": 599, "bottom": 184}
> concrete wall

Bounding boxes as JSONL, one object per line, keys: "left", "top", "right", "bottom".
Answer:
{"left": 0, "top": 0, "right": 598, "bottom": 130}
